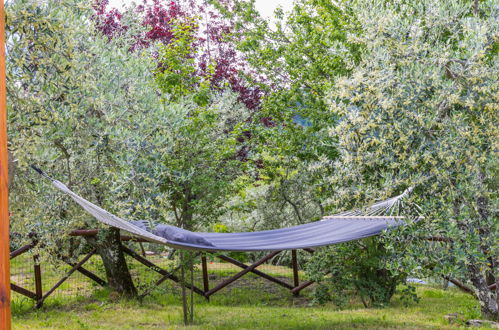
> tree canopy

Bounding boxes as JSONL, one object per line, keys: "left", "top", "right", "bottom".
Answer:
{"left": 5, "top": 0, "right": 498, "bottom": 321}
{"left": 325, "top": 0, "right": 498, "bottom": 318}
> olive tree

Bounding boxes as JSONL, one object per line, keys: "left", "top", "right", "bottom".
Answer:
{"left": 327, "top": 0, "right": 498, "bottom": 319}
{"left": 6, "top": 0, "right": 177, "bottom": 296}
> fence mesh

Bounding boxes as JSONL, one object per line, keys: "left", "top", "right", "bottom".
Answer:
{"left": 10, "top": 239, "right": 310, "bottom": 307}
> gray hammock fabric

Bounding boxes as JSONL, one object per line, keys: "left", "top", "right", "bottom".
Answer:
{"left": 161, "top": 217, "right": 402, "bottom": 251}
{"left": 48, "top": 177, "right": 407, "bottom": 252}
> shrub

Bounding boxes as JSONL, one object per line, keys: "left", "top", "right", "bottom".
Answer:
{"left": 306, "top": 237, "right": 411, "bottom": 308}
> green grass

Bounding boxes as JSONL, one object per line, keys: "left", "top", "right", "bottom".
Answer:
{"left": 10, "top": 251, "right": 486, "bottom": 329}
{"left": 11, "top": 283, "right": 484, "bottom": 329}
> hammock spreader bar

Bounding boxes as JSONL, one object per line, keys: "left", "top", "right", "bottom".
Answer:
{"left": 33, "top": 166, "right": 407, "bottom": 252}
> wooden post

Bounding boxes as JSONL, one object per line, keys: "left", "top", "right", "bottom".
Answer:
{"left": 291, "top": 250, "right": 299, "bottom": 294}
{"left": 201, "top": 256, "right": 209, "bottom": 295}
{"left": 33, "top": 256, "right": 42, "bottom": 303}
{"left": 0, "top": 0, "right": 11, "bottom": 326}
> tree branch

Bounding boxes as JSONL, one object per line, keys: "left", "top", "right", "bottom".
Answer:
{"left": 443, "top": 276, "right": 476, "bottom": 298}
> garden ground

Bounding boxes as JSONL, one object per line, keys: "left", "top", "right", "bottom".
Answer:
{"left": 12, "top": 282, "right": 486, "bottom": 329}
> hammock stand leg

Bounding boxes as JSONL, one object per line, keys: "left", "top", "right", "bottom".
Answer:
{"left": 291, "top": 280, "right": 314, "bottom": 295}
{"left": 205, "top": 250, "right": 282, "bottom": 298}
{"left": 291, "top": 249, "right": 299, "bottom": 296}
{"left": 36, "top": 249, "right": 96, "bottom": 308}
{"left": 122, "top": 246, "right": 205, "bottom": 297}
{"left": 61, "top": 259, "right": 107, "bottom": 287}
{"left": 138, "top": 242, "right": 147, "bottom": 257}
{"left": 138, "top": 252, "right": 203, "bottom": 299}
{"left": 201, "top": 255, "right": 209, "bottom": 299}
{"left": 216, "top": 254, "right": 293, "bottom": 290}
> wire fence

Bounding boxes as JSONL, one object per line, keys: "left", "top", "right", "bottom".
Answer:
{"left": 10, "top": 238, "right": 312, "bottom": 308}
{"left": 11, "top": 251, "right": 106, "bottom": 301}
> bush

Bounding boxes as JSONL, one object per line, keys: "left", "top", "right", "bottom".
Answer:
{"left": 306, "top": 237, "right": 411, "bottom": 308}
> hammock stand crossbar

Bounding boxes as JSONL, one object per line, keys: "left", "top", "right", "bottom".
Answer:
{"left": 9, "top": 228, "right": 312, "bottom": 303}
{"left": 68, "top": 228, "right": 314, "bottom": 299}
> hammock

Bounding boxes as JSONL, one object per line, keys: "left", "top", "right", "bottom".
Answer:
{"left": 34, "top": 166, "right": 410, "bottom": 252}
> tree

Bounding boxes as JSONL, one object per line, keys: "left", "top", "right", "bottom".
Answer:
{"left": 326, "top": 0, "right": 498, "bottom": 319}
{"left": 93, "top": 0, "right": 265, "bottom": 110}
{"left": 6, "top": 0, "right": 172, "bottom": 296}
{"left": 210, "top": 1, "right": 411, "bottom": 306}
{"left": 216, "top": 0, "right": 362, "bottom": 149}
{"left": 125, "top": 20, "right": 254, "bottom": 231}
{"left": 209, "top": 0, "right": 364, "bottom": 222}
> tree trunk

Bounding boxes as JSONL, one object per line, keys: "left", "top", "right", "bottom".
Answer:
{"left": 7, "top": 150, "right": 15, "bottom": 189}
{"left": 468, "top": 264, "right": 498, "bottom": 321}
{"left": 87, "top": 228, "right": 137, "bottom": 297}
{"left": 472, "top": 171, "right": 498, "bottom": 320}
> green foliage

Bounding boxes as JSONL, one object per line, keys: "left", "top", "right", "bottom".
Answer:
{"left": 214, "top": 1, "right": 416, "bottom": 309}
{"left": 6, "top": 0, "right": 252, "bottom": 253}
{"left": 306, "top": 238, "right": 411, "bottom": 308}
{"left": 219, "top": 0, "right": 361, "bottom": 168}
{"left": 212, "top": 223, "right": 230, "bottom": 233}
{"left": 398, "top": 284, "right": 420, "bottom": 307}
{"left": 131, "top": 91, "right": 252, "bottom": 231}
{"left": 210, "top": 0, "right": 365, "bottom": 231}
{"left": 117, "top": 8, "right": 256, "bottom": 232}
{"left": 7, "top": 0, "right": 497, "bottom": 321}
{"left": 6, "top": 0, "right": 174, "bottom": 258}
{"left": 225, "top": 0, "right": 362, "bottom": 114}
{"left": 325, "top": 0, "right": 498, "bottom": 319}
{"left": 154, "top": 20, "right": 213, "bottom": 106}
{"left": 214, "top": 1, "right": 413, "bottom": 308}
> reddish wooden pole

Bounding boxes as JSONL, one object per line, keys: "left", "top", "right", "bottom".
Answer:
{"left": 0, "top": 0, "right": 11, "bottom": 327}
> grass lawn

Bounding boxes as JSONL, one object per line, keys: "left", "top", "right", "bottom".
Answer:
{"left": 11, "top": 281, "right": 485, "bottom": 329}
{"left": 10, "top": 248, "right": 488, "bottom": 329}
